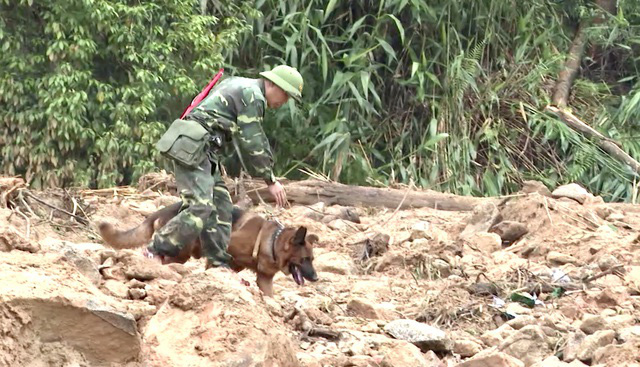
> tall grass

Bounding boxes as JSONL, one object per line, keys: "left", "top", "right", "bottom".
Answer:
{"left": 227, "top": 0, "right": 640, "bottom": 202}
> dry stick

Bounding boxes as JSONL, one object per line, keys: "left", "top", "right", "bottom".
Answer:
{"left": 376, "top": 181, "right": 414, "bottom": 229}
{"left": 301, "top": 204, "right": 324, "bottom": 214}
{"left": 317, "top": 289, "right": 347, "bottom": 314}
{"left": 2, "top": 183, "right": 23, "bottom": 208}
{"left": 342, "top": 182, "right": 415, "bottom": 245}
{"left": 583, "top": 265, "right": 625, "bottom": 283}
{"left": 556, "top": 202, "right": 601, "bottom": 228}
{"left": 21, "top": 190, "right": 88, "bottom": 225}
{"left": 14, "top": 207, "right": 31, "bottom": 240}
{"left": 18, "top": 191, "right": 37, "bottom": 218}
{"left": 145, "top": 179, "right": 173, "bottom": 193}
{"left": 71, "top": 195, "right": 78, "bottom": 216}
{"left": 73, "top": 196, "right": 90, "bottom": 220}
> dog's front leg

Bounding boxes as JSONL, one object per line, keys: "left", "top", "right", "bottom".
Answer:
{"left": 256, "top": 273, "right": 274, "bottom": 297}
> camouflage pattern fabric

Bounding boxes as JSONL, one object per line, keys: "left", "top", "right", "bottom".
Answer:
{"left": 149, "top": 76, "right": 275, "bottom": 267}
{"left": 148, "top": 158, "right": 232, "bottom": 266}
{"left": 187, "top": 76, "right": 276, "bottom": 184}
{"left": 200, "top": 166, "right": 233, "bottom": 267}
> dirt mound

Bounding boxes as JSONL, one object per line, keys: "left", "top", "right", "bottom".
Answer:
{"left": 0, "top": 250, "right": 140, "bottom": 366}
{"left": 142, "top": 269, "right": 299, "bottom": 367}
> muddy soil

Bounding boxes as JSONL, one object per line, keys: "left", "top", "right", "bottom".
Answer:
{"left": 1, "top": 177, "right": 639, "bottom": 367}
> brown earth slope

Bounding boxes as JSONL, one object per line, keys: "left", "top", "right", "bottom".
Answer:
{"left": 0, "top": 176, "right": 639, "bottom": 367}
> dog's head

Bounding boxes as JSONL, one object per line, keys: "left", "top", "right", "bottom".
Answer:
{"left": 280, "top": 226, "right": 319, "bottom": 286}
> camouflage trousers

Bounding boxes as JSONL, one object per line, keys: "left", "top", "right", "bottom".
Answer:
{"left": 148, "top": 156, "right": 232, "bottom": 267}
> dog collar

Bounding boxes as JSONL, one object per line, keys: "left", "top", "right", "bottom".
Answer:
{"left": 269, "top": 220, "right": 285, "bottom": 263}
{"left": 252, "top": 219, "right": 285, "bottom": 263}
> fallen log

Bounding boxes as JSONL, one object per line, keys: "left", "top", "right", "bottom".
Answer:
{"left": 232, "top": 178, "right": 490, "bottom": 212}
{"left": 546, "top": 106, "right": 640, "bottom": 176}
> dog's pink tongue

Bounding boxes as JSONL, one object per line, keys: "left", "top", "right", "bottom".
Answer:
{"left": 293, "top": 267, "right": 304, "bottom": 286}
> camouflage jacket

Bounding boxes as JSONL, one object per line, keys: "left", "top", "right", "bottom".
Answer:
{"left": 185, "top": 77, "right": 276, "bottom": 184}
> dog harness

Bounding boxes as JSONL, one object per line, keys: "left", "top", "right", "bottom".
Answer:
{"left": 252, "top": 219, "right": 285, "bottom": 263}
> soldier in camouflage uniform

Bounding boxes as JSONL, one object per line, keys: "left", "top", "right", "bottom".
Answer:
{"left": 148, "top": 65, "right": 304, "bottom": 268}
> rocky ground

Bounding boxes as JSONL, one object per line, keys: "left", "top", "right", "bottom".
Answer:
{"left": 0, "top": 176, "right": 639, "bottom": 367}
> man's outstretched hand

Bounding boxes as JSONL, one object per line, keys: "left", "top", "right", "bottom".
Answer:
{"left": 267, "top": 181, "right": 287, "bottom": 208}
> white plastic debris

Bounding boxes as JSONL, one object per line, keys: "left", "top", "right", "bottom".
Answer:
{"left": 551, "top": 268, "right": 571, "bottom": 283}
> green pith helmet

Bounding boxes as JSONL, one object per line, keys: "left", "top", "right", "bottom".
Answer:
{"left": 259, "top": 65, "right": 303, "bottom": 102}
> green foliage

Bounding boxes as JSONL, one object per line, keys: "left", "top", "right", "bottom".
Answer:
{"left": 228, "top": 0, "right": 640, "bottom": 202}
{"left": 3, "top": 0, "right": 640, "bottom": 203}
{"left": 0, "top": 0, "right": 255, "bottom": 188}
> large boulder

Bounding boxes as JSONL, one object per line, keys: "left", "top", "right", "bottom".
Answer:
{"left": 0, "top": 251, "right": 140, "bottom": 366}
{"left": 142, "top": 268, "right": 300, "bottom": 367}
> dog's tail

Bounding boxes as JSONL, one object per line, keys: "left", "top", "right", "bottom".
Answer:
{"left": 98, "top": 201, "right": 182, "bottom": 249}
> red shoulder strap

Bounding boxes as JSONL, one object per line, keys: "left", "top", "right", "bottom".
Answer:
{"left": 180, "top": 68, "right": 224, "bottom": 119}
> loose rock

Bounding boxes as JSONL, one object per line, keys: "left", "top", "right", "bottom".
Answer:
{"left": 410, "top": 221, "right": 431, "bottom": 240}
{"left": 547, "top": 251, "right": 579, "bottom": 265}
{"left": 552, "top": 183, "right": 593, "bottom": 204}
{"left": 455, "top": 350, "right": 525, "bottom": 367}
{"left": 0, "top": 225, "right": 39, "bottom": 253}
{"left": 481, "top": 324, "right": 517, "bottom": 347}
{"left": 122, "top": 256, "right": 182, "bottom": 282}
{"left": 324, "top": 206, "right": 361, "bottom": 224}
{"left": 593, "top": 287, "right": 630, "bottom": 307}
{"left": 576, "top": 330, "right": 615, "bottom": 362}
{"left": 128, "top": 279, "right": 147, "bottom": 289}
{"left": 459, "top": 202, "right": 502, "bottom": 240}
{"left": 304, "top": 307, "right": 333, "bottom": 326}
{"left": 603, "top": 314, "right": 633, "bottom": 333}
{"left": 129, "top": 287, "right": 146, "bottom": 300}
{"left": 580, "top": 314, "right": 608, "bottom": 335}
{"left": 40, "top": 239, "right": 101, "bottom": 285}
{"left": 563, "top": 330, "right": 586, "bottom": 362}
{"left": 531, "top": 356, "right": 567, "bottom": 367}
{"left": 453, "top": 339, "right": 483, "bottom": 357}
{"left": 303, "top": 202, "right": 326, "bottom": 221}
{"left": 384, "top": 319, "right": 452, "bottom": 352}
{"left": 506, "top": 316, "right": 537, "bottom": 330}
{"left": 625, "top": 266, "right": 640, "bottom": 293}
{"left": 593, "top": 339, "right": 640, "bottom": 365}
{"left": 618, "top": 325, "right": 640, "bottom": 342}
{"left": 499, "top": 325, "right": 552, "bottom": 367}
{"left": 103, "top": 279, "right": 130, "bottom": 299}
{"left": 531, "top": 356, "right": 585, "bottom": 367}
{"left": 328, "top": 219, "right": 353, "bottom": 232}
{"left": 347, "top": 297, "right": 399, "bottom": 321}
{"left": 379, "top": 341, "right": 433, "bottom": 367}
{"left": 597, "top": 254, "right": 620, "bottom": 272}
{"left": 489, "top": 221, "right": 529, "bottom": 245}
{"left": 465, "top": 232, "right": 502, "bottom": 254}
{"left": 521, "top": 180, "right": 552, "bottom": 196}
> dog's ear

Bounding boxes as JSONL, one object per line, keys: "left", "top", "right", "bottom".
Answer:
{"left": 293, "top": 226, "right": 307, "bottom": 246}
{"left": 306, "top": 234, "right": 319, "bottom": 245}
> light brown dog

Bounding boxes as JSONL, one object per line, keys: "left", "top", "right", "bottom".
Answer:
{"left": 98, "top": 203, "right": 319, "bottom": 296}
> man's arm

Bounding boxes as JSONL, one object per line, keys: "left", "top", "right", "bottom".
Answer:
{"left": 233, "top": 88, "right": 276, "bottom": 185}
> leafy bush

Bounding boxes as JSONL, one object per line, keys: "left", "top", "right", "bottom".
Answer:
{"left": 0, "top": 0, "right": 255, "bottom": 188}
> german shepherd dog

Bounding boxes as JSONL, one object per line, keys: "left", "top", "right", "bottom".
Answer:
{"left": 98, "top": 202, "right": 319, "bottom": 296}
